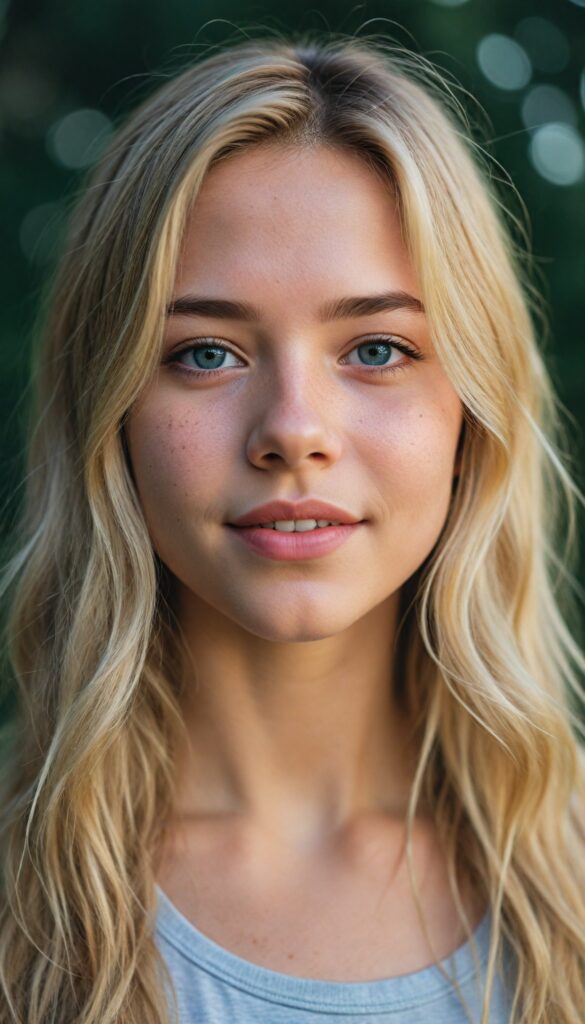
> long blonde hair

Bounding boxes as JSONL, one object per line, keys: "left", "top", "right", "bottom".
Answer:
{"left": 0, "top": 30, "right": 584, "bottom": 1024}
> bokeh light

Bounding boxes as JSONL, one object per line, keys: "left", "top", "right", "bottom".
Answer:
{"left": 529, "top": 123, "right": 585, "bottom": 186}
{"left": 476, "top": 34, "right": 532, "bottom": 91}
{"left": 18, "top": 203, "right": 64, "bottom": 265}
{"left": 47, "top": 108, "right": 113, "bottom": 170}
{"left": 521, "top": 85, "right": 578, "bottom": 130}
{"left": 514, "top": 17, "right": 570, "bottom": 74}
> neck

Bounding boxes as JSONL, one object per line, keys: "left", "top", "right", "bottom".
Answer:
{"left": 168, "top": 589, "right": 419, "bottom": 850}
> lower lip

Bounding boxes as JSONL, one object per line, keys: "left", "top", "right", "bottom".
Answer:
{"left": 226, "top": 523, "right": 365, "bottom": 561}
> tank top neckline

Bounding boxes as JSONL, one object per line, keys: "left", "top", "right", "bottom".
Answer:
{"left": 154, "top": 882, "right": 493, "bottom": 1013}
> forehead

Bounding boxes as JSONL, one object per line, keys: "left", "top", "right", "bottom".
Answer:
{"left": 175, "top": 143, "right": 419, "bottom": 302}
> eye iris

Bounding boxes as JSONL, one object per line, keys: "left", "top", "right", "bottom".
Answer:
{"left": 360, "top": 341, "right": 392, "bottom": 366}
{"left": 195, "top": 346, "right": 225, "bottom": 369}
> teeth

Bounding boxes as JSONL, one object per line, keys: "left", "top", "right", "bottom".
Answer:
{"left": 257, "top": 519, "right": 341, "bottom": 531}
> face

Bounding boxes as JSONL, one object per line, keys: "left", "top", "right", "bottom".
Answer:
{"left": 125, "top": 143, "right": 463, "bottom": 642}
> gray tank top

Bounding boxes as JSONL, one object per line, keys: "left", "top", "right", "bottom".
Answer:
{"left": 154, "top": 884, "right": 514, "bottom": 1022}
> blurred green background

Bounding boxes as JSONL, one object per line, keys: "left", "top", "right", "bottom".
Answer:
{"left": 0, "top": 0, "right": 584, "bottom": 574}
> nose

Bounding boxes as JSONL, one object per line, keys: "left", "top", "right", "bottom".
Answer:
{"left": 244, "top": 362, "right": 344, "bottom": 472}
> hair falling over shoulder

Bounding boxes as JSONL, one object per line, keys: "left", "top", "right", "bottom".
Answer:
{"left": 0, "top": 28, "right": 584, "bottom": 1024}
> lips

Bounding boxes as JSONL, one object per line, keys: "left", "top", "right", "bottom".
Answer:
{"left": 228, "top": 521, "right": 363, "bottom": 560}
{"left": 228, "top": 499, "right": 364, "bottom": 528}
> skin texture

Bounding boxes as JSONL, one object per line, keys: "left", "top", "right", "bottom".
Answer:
{"left": 125, "top": 143, "right": 472, "bottom": 976}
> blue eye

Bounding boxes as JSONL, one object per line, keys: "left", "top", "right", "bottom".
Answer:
{"left": 345, "top": 337, "right": 414, "bottom": 370}
{"left": 174, "top": 343, "right": 239, "bottom": 372}
{"left": 166, "top": 334, "right": 423, "bottom": 379}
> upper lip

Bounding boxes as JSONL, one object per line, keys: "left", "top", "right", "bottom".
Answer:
{"left": 228, "top": 500, "right": 364, "bottom": 527}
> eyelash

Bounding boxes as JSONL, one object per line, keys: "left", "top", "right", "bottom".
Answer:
{"left": 165, "top": 335, "right": 423, "bottom": 381}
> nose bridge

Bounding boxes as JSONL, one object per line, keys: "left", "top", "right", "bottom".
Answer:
{"left": 260, "top": 334, "right": 335, "bottom": 419}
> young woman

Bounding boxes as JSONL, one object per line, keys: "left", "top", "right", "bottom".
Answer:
{"left": 0, "top": 31, "right": 584, "bottom": 1024}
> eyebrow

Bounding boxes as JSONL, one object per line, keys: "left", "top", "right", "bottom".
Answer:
{"left": 166, "top": 289, "right": 425, "bottom": 321}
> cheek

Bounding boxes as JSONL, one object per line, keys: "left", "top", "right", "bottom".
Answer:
{"left": 359, "top": 393, "right": 460, "bottom": 526}
{"left": 125, "top": 398, "right": 230, "bottom": 548}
